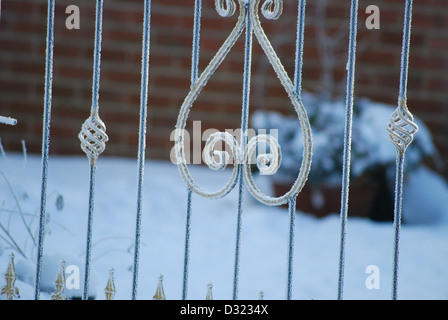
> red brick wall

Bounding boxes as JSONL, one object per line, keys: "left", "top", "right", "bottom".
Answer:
{"left": 0, "top": 0, "right": 447, "bottom": 177}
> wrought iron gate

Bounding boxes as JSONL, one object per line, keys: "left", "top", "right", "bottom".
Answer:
{"left": 0, "top": 0, "right": 418, "bottom": 300}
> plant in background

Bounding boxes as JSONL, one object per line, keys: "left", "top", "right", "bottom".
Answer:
{"left": 251, "top": 92, "right": 441, "bottom": 219}
{"left": 0, "top": 141, "right": 65, "bottom": 260}
{"left": 253, "top": 93, "right": 438, "bottom": 187}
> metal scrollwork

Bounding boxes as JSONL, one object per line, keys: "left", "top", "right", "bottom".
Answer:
{"left": 215, "top": 0, "right": 237, "bottom": 17}
{"left": 261, "top": 0, "right": 283, "bottom": 20}
{"left": 175, "top": 0, "right": 312, "bottom": 206}
{"left": 79, "top": 110, "right": 108, "bottom": 164}
{"left": 387, "top": 97, "right": 418, "bottom": 154}
{"left": 203, "top": 131, "right": 241, "bottom": 171}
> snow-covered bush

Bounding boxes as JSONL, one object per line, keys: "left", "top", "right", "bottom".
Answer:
{"left": 251, "top": 92, "right": 439, "bottom": 186}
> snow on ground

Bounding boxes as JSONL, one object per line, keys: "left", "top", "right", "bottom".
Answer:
{"left": 0, "top": 153, "right": 447, "bottom": 300}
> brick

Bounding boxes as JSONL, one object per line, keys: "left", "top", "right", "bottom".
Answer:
{"left": 10, "top": 60, "right": 45, "bottom": 75}
{"left": 0, "top": 0, "right": 446, "bottom": 179}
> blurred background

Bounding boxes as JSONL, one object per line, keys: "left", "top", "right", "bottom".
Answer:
{"left": 1, "top": 1, "right": 448, "bottom": 301}
{"left": 0, "top": 0, "right": 447, "bottom": 218}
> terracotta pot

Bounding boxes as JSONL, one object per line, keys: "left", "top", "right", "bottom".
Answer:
{"left": 273, "top": 180, "right": 384, "bottom": 219}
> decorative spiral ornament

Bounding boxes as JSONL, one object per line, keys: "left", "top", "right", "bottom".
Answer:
{"left": 203, "top": 131, "right": 241, "bottom": 171}
{"left": 215, "top": 0, "right": 237, "bottom": 17}
{"left": 245, "top": 134, "right": 281, "bottom": 176}
{"left": 248, "top": 0, "right": 312, "bottom": 205}
{"left": 244, "top": 133, "right": 283, "bottom": 205}
{"left": 175, "top": 128, "right": 240, "bottom": 199}
{"left": 79, "top": 111, "right": 108, "bottom": 163}
{"left": 387, "top": 98, "right": 418, "bottom": 154}
{"left": 175, "top": 0, "right": 312, "bottom": 205}
{"left": 175, "top": 1, "right": 246, "bottom": 199}
{"left": 261, "top": 0, "right": 283, "bottom": 20}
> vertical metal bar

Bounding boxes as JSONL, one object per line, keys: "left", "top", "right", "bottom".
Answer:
{"left": 83, "top": 0, "right": 104, "bottom": 301}
{"left": 182, "top": 189, "right": 193, "bottom": 300}
{"left": 391, "top": 0, "right": 413, "bottom": 300}
{"left": 398, "top": 0, "right": 413, "bottom": 101}
{"left": 34, "top": 0, "right": 55, "bottom": 301}
{"left": 132, "top": 0, "right": 152, "bottom": 300}
{"left": 233, "top": 166, "right": 244, "bottom": 300}
{"left": 182, "top": 0, "right": 202, "bottom": 300}
{"left": 287, "top": 0, "right": 306, "bottom": 301}
{"left": 191, "top": 0, "right": 202, "bottom": 86}
{"left": 90, "top": 0, "right": 103, "bottom": 115}
{"left": 294, "top": 0, "right": 306, "bottom": 97}
{"left": 233, "top": 2, "right": 252, "bottom": 300}
{"left": 337, "top": 0, "right": 359, "bottom": 301}
{"left": 83, "top": 163, "right": 96, "bottom": 300}
{"left": 392, "top": 152, "right": 405, "bottom": 300}
{"left": 286, "top": 197, "right": 296, "bottom": 300}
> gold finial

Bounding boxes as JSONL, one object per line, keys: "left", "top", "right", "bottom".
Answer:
{"left": 1, "top": 253, "right": 20, "bottom": 300}
{"left": 104, "top": 268, "right": 116, "bottom": 300}
{"left": 206, "top": 283, "right": 213, "bottom": 300}
{"left": 51, "top": 260, "right": 67, "bottom": 300}
{"left": 153, "top": 275, "right": 166, "bottom": 300}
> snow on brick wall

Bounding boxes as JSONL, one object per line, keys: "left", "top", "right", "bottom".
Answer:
{"left": 0, "top": 0, "right": 447, "bottom": 177}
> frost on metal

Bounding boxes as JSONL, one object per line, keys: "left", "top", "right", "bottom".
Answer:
{"left": 387, "top": 98, "right": 418, "bottom": 155}
{"left": 0, "top": 116, "right": 17, "bottom": 126}
{"left": 260, "top": 0, "right": 283, "bottom": 20}
{"left": 388, "top": 0, "right": 416, "bottom": 301}
{"left": 174, "top": 0, "right": 312, "bottom": 206}
{"left": 1, "top": 253, "right": 20, "bottom": 300}
{"left": 205, "top": 283, "right": 213, "bottom": 300}
{"left": 51, "top": 260, "right": 67, "bottom": 300}
{"left": 215, "top": 0, "right": 236, "bottom": 17}
{"left": 105, "top": 268, "right": 116, "bottom": 300}
{"left": 79, "top": 111, "right": 108, "bottom": 164}
{"left": 153, "top": 275, "right": 166, "bottom": 300}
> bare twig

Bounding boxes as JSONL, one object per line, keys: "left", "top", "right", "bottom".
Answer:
{"left": 0, "top": 169, "right": 37, "bottom": 247}
{"left": 0, "top": 224, "right": 27, "bottom": 259}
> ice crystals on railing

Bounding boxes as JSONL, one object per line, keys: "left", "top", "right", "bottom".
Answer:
{"left": 387, "top": 98, "right": 418, "bottom": 154}
{"left": 79, "top": 110, "right": 108, "bottom": 164}
{"left": 51, "top": 260, "right": 67, "bottom": 300}
{"left": 104, "top": 268, "right": 116, "bottom": 300}
{"left": 175, "top": 0, "right": 312, "bottom": 206}
{"left": 0, "top": 116, "right": 17, "bottom": 126}
{"left": 1, "top": 253, "right": 20, "bottom": 300}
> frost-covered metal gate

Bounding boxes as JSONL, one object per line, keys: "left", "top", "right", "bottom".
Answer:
{"left": 1, "top": 0, "right": 418, "bottom": 300}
